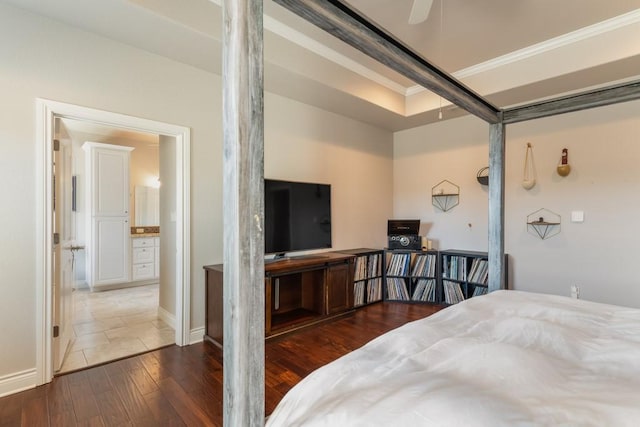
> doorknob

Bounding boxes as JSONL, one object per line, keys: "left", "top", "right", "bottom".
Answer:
{"left": 63, "top": 245, "right": 85, "bottom": 251}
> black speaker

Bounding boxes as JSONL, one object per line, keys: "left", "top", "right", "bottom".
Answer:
{"left": 388, "top": 234, "right": 421, "bottom": 250}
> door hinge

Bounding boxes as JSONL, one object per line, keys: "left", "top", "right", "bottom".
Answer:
{"left": 53, "top": 233, "right": 60, "bottom": 245}
{"left": 53, "top": 325, "right": 59, "bottom": 338}
{"left": 53, "top": 139, "right": 60, "bottom": 151}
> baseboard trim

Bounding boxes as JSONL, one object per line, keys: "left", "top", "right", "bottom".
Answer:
{"left": 190, "top": 327, "right": 205, "bottom": 345}
{"left": 157, "top": 306, "right": 176, "bottom": 329}
{"left": 0, "top": 369, "right": 37, "bottom": 398}
{"left": 157, "top": 307, "right": 202, "bottom": 346}
{"left": 74, "top": 280, "right": 88, "bottom": 289}
{"left": 92, "top": 280, "right": 158, "bottom": 292}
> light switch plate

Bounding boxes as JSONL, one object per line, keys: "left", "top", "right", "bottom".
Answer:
{"left": 570, "top": 211, "right": 584, "bottom": 223}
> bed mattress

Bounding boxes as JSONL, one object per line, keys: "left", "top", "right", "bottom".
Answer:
{"left": 266, "top": 290, "right": 640, "bottom": 426}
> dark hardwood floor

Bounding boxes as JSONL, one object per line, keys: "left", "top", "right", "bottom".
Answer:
{"left": 0, "top": 302, "right": 443, "bottom": 426}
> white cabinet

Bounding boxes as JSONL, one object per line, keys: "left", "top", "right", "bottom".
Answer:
{"left": 133, "top": 246, "right": 154, "bottom": 264}
{"left": 131, "top": 236, "right": 160, "bottom": 282}
{"left": 92, "top": 147, "right": 130, "bottom": 216}
{"left": 84, "top": 142, "right": 134, "bottom": 289}
{"left": 93, "top": 218, "right": 130, "bottom": 284}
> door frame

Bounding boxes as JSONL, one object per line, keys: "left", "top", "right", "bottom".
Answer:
{"left": 35, "top": 98, "right": 191, "bottom": 384}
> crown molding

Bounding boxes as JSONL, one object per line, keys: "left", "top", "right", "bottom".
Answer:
{"left": 406, "top": 8, "right": 640, "bottom": 95}
{"left": 262, "top": 15, "right": 408, "bottom": 94}
{"left": 209, "top": 0, "right": 407, "bottom": 94}
{"left": 210, "top": 1, "right": 639, "bottom": 114}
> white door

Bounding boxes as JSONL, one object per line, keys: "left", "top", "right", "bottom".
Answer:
{"left": 53, "top": 139, "right": 75, "bottom": 372}
{"left": 93, "top": 216, "right": 130, "bottom": 284}
{"left": 84, "top": 142, "right": 133, "bottom": 289}
{"left": 93, "top": 147, "right": 129, "bottom": 216}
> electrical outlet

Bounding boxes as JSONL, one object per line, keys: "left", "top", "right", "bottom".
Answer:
{"left": 571, "top": 285, "right": 580, "bottom": 299}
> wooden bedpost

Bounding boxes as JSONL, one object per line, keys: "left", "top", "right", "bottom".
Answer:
{"left": 222, "top": 0, "right": 265, "bottom": 426}
{"left": 488, "top": 118, "right": 506, "bottom": 292}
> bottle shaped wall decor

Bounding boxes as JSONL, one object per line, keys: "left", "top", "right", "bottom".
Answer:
{"left": 557, "top": 148, "right": 571, "bottom": 177}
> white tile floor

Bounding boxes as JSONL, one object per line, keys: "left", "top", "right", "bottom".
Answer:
{"left": 58, "top": 283, "right": 175, "bottom": 373}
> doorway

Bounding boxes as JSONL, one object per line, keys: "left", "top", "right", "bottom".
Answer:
{"left": 36, "top": 99, "right": 191, "bottom": 385}
{"left": 55, "top": 118, "right": 173, "bottom": 373}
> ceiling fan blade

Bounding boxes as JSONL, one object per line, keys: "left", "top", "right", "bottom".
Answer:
{"left": 408, "top": 0, "right": 433, "bottom": 24}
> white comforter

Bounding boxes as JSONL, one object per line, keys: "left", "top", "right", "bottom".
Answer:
{"left": 266, "top": 290, "right": 640, "bottom": 426}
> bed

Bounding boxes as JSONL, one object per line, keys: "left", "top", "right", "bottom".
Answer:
{"left": 266, "top": 290, "right": 640, "bottom": 426}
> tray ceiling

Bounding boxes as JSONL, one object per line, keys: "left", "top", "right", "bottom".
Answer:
{"left": 4, "top": 0, "right": 640, "bottom": 130}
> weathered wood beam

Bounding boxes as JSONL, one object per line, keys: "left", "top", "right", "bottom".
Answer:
{"left": 503, "top": 79, "right": 640, "bottom": 124}
{"left": 488, "top": 118, "right": 506, "bottom": 292}
{"left": 273, "top": 0, "right": 500, "bottom": 124}
{"left": 221, "top": 0, "right": 265, "bottom": 426}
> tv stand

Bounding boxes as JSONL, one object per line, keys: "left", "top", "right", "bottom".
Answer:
{"left": 204, "top": 252, "right": 355, "bottom": 347}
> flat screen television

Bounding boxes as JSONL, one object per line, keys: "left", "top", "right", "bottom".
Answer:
{"left": 264, "top": 179, "right": 332, "bottom": 255}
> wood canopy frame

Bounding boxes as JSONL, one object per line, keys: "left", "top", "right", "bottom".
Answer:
{"left": 222, "top": 0, "right": 640, "bottom": 424}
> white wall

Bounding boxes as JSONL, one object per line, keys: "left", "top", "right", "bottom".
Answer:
{"left": 394, "top": 115, "right": 490, "bottom": 250}
{"left": 159, "top": 135, "right": 177, "bottom": 315}
{"left": 128, "top": 140, "right": 160, "bottom": 226}
{"left": 265, "top": 94, "right": 393, "bottom": 252}
{"left": 394, "top": 99, "right": 640, "bottom": 308}
{"left": 0, "top": 3, "right": 393, "bottom": 386}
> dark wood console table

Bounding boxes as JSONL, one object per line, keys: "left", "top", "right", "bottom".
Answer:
{"left": 204, "top": 252, "right": 355, "bottom": 347}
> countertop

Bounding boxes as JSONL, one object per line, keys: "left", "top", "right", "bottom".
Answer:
{"left": 130, "top": 233, "right": 160, "bottom": 238}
